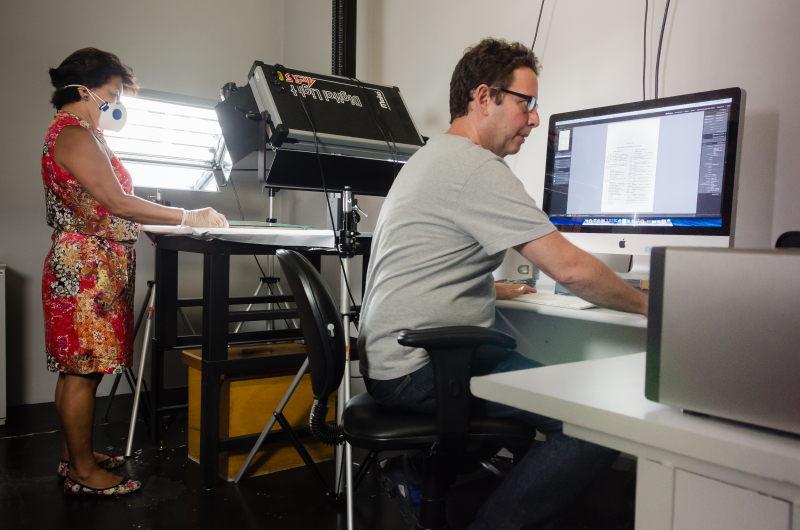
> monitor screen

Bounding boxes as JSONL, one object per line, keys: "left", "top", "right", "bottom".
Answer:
{"left": 542, "top": 88, "right": 743, "bottom": 237}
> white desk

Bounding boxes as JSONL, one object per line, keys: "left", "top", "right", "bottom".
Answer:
{"left": 495, "top": 297, "right": 647, "bottom": 366}
{"left": 471, "top": 353, "right": 800, "bottom": 530}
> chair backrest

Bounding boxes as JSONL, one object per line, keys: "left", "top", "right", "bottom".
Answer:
{"left": 776, "top": 231, "right": 800, "bottom": 248}
{"left": 276, "top": 249, "right": 346, "bottom": 401}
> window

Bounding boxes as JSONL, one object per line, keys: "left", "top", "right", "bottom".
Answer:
{"left": 104, "top": 89, "right": 230, "bottom": 192}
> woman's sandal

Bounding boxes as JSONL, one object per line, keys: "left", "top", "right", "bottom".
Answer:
{"left": 63, "top": 475, "right": 141, "bottom": 496}
{"left": 58, "top": 456, "right": 127, "bottom": 479}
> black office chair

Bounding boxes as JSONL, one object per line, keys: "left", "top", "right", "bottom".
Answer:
{"left": 276, "top": 249, "right": 536, "bottom": 530}
{"left": 776, "top": 231, "right": 800, "bottom": 248}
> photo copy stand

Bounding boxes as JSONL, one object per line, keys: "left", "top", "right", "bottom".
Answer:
{"left": 216, "top": 61, "right": 424, "bottom": 506}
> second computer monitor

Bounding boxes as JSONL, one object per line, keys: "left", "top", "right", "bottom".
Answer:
{"left": 541, "top": 87, "right": 745, "bottom": 277}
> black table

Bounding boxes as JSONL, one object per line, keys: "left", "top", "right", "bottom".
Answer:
{"left": 148, "top": 232, "right": 371, "bottom": 490}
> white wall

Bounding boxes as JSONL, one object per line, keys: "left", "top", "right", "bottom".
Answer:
{"left": 3, "top": 0, "right": 798, "bottom": 405}
{"left": 0, "top": 0, "right": 285, "bottom": 405}
{"left": 348, "top": 0, "right": 799, "bottom": 249}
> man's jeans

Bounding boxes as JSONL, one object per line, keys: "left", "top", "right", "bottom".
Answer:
{"left": 364, "top": 346, "right": 619, "bottom": 530}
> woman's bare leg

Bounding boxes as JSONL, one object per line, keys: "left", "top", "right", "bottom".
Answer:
{"left": 59, "top": 373, "right": 122, "bottom": 489}
{"left": 56, "top": 372, "right": 112, "bottom": 463}
{"left": 55, "top": 373, "right": 69, "bottom": 461}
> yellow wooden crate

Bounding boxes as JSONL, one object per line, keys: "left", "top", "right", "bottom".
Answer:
{"left": 183, "top": 343, "right": 335, "bottom": 481}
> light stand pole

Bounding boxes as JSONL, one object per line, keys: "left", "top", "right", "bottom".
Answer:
{"left": 332, "top": 187, "right": 365, "bottom": 530}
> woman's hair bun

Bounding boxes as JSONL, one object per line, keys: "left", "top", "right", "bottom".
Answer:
{"left": 48, "top": 67, "right": 67, "bottom": 89}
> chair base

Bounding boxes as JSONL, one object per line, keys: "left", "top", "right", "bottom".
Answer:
{"left": 416, "top": 445, "right": 454, "bottom": 530}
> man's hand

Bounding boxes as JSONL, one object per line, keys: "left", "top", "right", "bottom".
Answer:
{"left": 495, "top": 282, "right": 537, "bottom": 300}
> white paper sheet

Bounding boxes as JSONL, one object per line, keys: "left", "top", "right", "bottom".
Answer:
{"left": 558, "top": 129, "right": 571, "bottom": 151}
{"left": 141, "top": 225, "right": 336, "bottom": 248}
{"left": 601, "top": 118, "right": 660, "bottom": 213}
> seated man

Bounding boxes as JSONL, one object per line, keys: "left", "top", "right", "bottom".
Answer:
{"left": 357, "top": 38, "right": 648, "bottom": 530}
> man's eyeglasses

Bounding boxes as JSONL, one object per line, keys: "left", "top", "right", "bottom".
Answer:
{"left": 471, "top": 85, "right": 538, "bottom": 112}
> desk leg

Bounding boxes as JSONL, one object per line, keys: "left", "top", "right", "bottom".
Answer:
{"left": 635, "top": 457, "right": 675, "bottom": 530}
{"left": 199, "top": 253, "right": 230, "bottom": 491}
{"left": 153, "top": 248, "right": 179, "bottom": 446}
{"left": 200, "top": 361, "right": 222, "bottom": 490}
{"left": 150, "top": 340, "right": 164, "bottom": 448}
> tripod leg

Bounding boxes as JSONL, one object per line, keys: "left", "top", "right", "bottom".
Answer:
{"left": 103, "top": 282, "right": 153, "bottom": 423}
{"left": 233, "top": 281, "right": 264, "bottom": 334}
{"left": 353, "top": 451, "right": 378, "bottom": 491}
{"left": 273, "top": 280, "right": 298, "bottom": 328}
{"left": 101, "top": 372, "right": 123, "bottom": 423}
{"left": 177, "top": 307, "right": 196, "bottom": 335}
{"left": 124, "top": 368, "right": 151, "bottom": 428}
{"left": 163, "top": 394, "right": 188, "bottom": 431}
{"left": 133, "top": 283, "right": 153, "bottom": 340}
{"left": 233, "top": 358, "right": 310, "bottom": 483}
{"left": 274, "top": 412, "right": 329, "bottom": 492}
{"left": 126, "top": 286, "right": 156, "bottom": 457}
{"left": 123, "top": 368, "right": 136, "bottom": 392}
{"left": 346, "top": 443, "right": 355, "bottom": 527}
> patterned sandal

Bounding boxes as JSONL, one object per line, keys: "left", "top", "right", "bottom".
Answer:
{"left": 58, "top": 456, "right": 127, "bottom": 479}
{"left": 64, "top": 475, "right": 141, "bottom": 496}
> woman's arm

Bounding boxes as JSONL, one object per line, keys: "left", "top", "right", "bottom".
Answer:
{"left": 53, "top": 126, "right": 225, "bottom": 227}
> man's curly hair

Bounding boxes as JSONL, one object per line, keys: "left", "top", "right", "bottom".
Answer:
{"left": 449, "top": 38, "right": 540, "bottom": 123}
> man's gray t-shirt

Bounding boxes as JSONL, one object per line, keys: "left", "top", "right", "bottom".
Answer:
{"left": 357, "top": 134, "right": 556, "bottom": 380}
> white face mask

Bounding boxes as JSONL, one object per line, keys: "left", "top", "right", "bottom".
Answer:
{"left": 64, "top": 85, "right": 128, "bottom": 132}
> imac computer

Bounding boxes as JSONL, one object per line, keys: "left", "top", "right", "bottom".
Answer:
{"left": 542, "top": 87, "right": 745, "bottom": 279}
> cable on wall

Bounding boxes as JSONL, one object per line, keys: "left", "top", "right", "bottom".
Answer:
{"left": 643, "top": 0, "right": 648, "bottom": 101}
{"left": 531, "top": 0, "right": 546, "bottom": 51}
{"left": 655, "top": 0, "right": 672, "bottom": 99}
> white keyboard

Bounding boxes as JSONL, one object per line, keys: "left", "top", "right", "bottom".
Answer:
{"left": 514, "top": 292, "right": 596, "bottom": 310}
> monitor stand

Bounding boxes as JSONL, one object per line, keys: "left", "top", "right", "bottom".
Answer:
{"left": 594, "top": 253, "right": 650, "bottom": 280}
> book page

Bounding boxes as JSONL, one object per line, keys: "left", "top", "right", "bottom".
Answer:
{"left": 601, "top": 118, "right": 660, "bottom": 213}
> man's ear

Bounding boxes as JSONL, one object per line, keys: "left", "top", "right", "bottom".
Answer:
{"left": 472, "top": 84, "right": 493, "bottom": 117}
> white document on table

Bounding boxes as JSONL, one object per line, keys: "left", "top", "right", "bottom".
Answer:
{"left": 601, "top": 118, "right": 660, "bottom": 213}
{"left": 140, "top": 226, "right": 336, "bottom": 248}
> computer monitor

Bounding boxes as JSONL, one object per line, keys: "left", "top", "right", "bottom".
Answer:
{"left": 541, "top": 87, "right": 745, "bottom": 278}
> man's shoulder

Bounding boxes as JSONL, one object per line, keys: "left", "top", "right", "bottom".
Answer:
{"left": 408, "top": 135, "right": 507, "bottom": 177}
{"left": 424, "top": 134, "right": 499, "bottom": 158}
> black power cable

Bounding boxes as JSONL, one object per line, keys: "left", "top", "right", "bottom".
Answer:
{"left": 643, "top": 0, "right": 648, "bottom": 101}
{"left": 294, "top": 94, "right": 359, "bottom": 320}
{"left": 531, "top": 0, "right": 546, "bottom": 51}
{"left": 655, "top": 0, "right": 672, "bottom": 99}
{"left": 350, "top": 77, "right": 400, "bottom": 181}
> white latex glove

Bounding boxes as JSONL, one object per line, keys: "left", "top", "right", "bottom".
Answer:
{"left": 181, "top": 207, "right": 229, "bottom": 228}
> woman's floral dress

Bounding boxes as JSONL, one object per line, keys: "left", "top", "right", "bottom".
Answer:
{"left": 41, "top": 111, "right": 140, "bottom": 374}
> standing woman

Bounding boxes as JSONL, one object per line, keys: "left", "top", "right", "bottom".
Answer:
{"left": 43, "top": 48, "right": 227, "bottom": 495}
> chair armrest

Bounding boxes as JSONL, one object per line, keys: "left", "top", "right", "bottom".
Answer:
{"left": 397, "top": 326, "right": 516, "bottom": 351}
{"left": 396, "top": 326, "right": 516, "bottom": 439}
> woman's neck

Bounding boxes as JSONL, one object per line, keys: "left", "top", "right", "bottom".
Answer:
{"left": 60, "top": 103, "right": 97, "bottom": 129}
